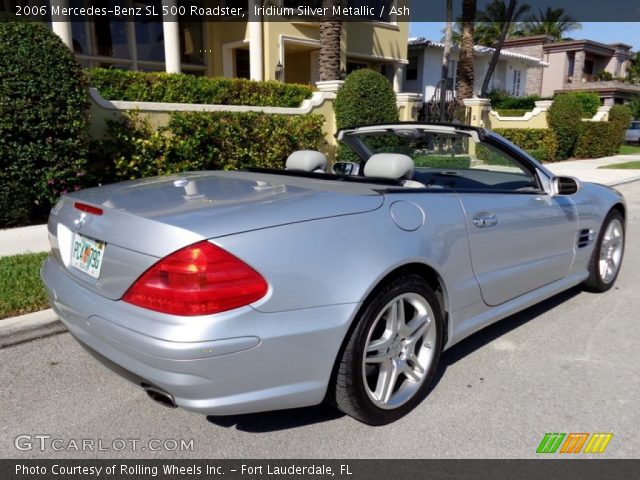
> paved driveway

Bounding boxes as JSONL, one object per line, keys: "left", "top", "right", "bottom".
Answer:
{"left": 1, "top": 182, "right": 639, "bottom": 459}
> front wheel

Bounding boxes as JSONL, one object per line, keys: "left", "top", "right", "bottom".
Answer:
{"left": 332, "top": 275, "right": 443, "bottom": 425}
{"left": 584, "top": 210, "right": 625, "bottom": 292}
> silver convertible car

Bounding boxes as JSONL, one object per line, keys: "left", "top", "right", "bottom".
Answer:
{"left": 42, "top": 123, "right": 626, "bottom": 425}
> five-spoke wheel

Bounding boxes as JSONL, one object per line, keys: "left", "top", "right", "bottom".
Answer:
{"left": 332, "top": 275, "right": 443, "bottom": 425}
{"left": 585, "top": 209, "right": 625, "bottom": 292}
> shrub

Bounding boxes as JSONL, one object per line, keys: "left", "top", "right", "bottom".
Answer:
{"left": 575, "top": 105, "right": 632, "bottom": 158}
{"left": 97, "top": 111, "right": 325, "bottom": 181}
{"left": 334, "top": 69, "right": 399, "bottom": 161}
{"left": 608, "top": 104, "right": 633, "bottom": 134}
{"left": 495, "top": 108, "right": 531, "bottom": 117}
{"left": 488, "top": 91, "right": 546, "bottom": 111}
{"left": 493, "top": 128, "right": 559, "bottom": 162}
{"left": 88, "top": 68, "right": 314, "bottom": 108}
{"left": 574, "top": 122, "right": 619, "bottom": 158}
{"left": 569, "top": 92, "right": 601, "bottom": 117}
{"left": 547, "top": 94, "right": 584, "bottom": 160}
{"left": 0, "top": 22, "right": 90, "bottom": 227}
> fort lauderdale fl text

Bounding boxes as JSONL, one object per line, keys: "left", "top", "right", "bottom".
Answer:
{"left": 15, "top": 463, "right": 353, "bottom": 477}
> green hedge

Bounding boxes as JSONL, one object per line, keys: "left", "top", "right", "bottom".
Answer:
{"left": 563, "top": 91, "right": 601, "bottom": 117}
{"left": 488, "top": 91, "right": 546, "bottom": 111}
{"left": 96, "top": 111, "right": 325, "bottom": 181}
{"left": 574, "top": 122, "right": 620, "bottom": 158}
{"left": 548, "top": 94, "right": 584, "bottom": 160}
{"left": 495, "top": 108, "right": 531, "bottom": 117}
{"left": 89, "top": 68, "right": 314, "bottom": 108}
{"left": 0, "top": 22, "right": 90, "bottom": 227}
{"left": 334, "top": 69, "right": 399, "bottom": 162}
{"left": 493, "top": 128, "right": 558, "bottom": 162}
{"left": 574, "top": 105, "right": 632, "bottom": 159}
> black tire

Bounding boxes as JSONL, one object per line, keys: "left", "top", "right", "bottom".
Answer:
{"left": 332, "top": 275, "right": 443, "bottom": 425}
{"left": 583, "top": 209, "right": 625, "bottom": 292}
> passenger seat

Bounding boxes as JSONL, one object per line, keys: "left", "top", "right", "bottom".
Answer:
{"left": 363, "top": 153, "right": 425, "bottom": 188}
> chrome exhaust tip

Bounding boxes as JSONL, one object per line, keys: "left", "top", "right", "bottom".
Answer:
{"left": 143, "top": 384, "right": 177, "bottom": 408}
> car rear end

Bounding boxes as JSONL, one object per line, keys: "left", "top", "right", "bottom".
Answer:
{"left": 625, "top": 121, "right": 640, "bottom": 143}
{"left": 41, "top": 173, "right": 380, "bottom": 415}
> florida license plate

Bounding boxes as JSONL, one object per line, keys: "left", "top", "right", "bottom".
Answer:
{"left": 71, "top": 233, "right": 105, "bottom": 279}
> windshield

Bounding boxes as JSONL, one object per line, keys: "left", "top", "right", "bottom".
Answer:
{"left": 341, "top": 128, "right": 539, "bottom": 192}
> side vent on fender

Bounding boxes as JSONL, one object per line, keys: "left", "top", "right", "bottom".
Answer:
{"left": 577, "top": 229, "right": 595, "bottom": 248}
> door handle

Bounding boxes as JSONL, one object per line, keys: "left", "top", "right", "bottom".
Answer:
{"left": 472, "top": 213, "right": 498, "bottom": 228}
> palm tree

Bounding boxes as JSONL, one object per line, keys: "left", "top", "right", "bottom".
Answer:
{"left": 455, "top": 0, "right": 476, "bottom": 101}
{"left": 480, "top": 0, "right": 525, "bottom": 96}
{"left": 475, "top": 0, "right": 530, "bottom": 47}
{"left": 439, "top": 0, "right": 453, "bottom": 120}
{"left": 319, "top": 0, "right": 342, "bottom": 81}
{"left": 520, "top": 7, "right": 581, "bottom": 41}
{"left": 447, "top": 0, "right": 530, "bottom": 47}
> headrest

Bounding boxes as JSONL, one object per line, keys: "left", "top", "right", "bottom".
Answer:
{"left": 363, "top": 153, "right": 415, "bottom": 180}
{"left": 285, "top": 150, "right": 327, "bottom": 173}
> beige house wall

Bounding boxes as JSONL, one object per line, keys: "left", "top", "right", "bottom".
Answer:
{"left": 541, "top": 52, "right": 568, "bottom": 97}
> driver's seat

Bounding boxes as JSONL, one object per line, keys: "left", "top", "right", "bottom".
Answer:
{"left": 363, "top": 154, "right": 425, "bottom": 188}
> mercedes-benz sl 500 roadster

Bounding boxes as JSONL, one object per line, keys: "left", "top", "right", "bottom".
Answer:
{"left": 42, "top": 123, "right": 626, "bottom": 425}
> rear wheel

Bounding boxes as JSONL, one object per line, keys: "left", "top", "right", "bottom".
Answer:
{"left": 584, "top": 210, "right": 625, "bottom": 292}
{"left": 332, "top": 275, "right": 443, "bottom": 425}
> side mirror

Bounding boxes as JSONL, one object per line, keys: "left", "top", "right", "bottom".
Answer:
{"left": 332, "top": 162, "right": 360, "bottom": 176}
{"left": 552, "top": 176, "right": 580, "bottom": 196}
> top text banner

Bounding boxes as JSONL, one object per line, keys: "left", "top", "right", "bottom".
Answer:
{"left": 5, "top": 0, "right": 640, "bottom": 22}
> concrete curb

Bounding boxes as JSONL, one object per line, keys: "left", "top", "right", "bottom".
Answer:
{"left": 609, "top": 174, "right": 640, "bottom": 187}
{"left": 0, "top": 309, "right": 66, "bottom": 349}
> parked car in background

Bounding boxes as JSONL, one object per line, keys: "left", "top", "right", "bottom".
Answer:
{"left": 625, "top": 120, "right": 640, "bottom": 143}
{"left": 42, "top": 123, "right": 626, "bottom": 425}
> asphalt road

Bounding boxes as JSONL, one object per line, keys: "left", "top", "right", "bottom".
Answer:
{"left": 1, "top": 182, "right": 639, "bottom": 459}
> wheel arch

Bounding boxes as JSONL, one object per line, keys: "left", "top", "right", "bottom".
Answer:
{"left": 611, "top": 202, "right": 626, "bottom": 220}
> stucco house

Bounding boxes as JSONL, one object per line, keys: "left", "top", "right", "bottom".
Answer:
{"left": 3, "top": 0, "right": 410, "bottom": 91}
{"left": 503, "top": 35, "right": 640, "bottom": 104}
{"left": 403, "top": 37, "right": 547, "bottom": 102}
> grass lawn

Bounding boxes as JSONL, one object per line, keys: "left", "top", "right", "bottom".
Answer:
{"left": 619, "top": 144, "right": 640, "bottom": 155}
{"left": 599, "top": 161, "right": 640, "bottom": 170}
{"left": 0, "top": 252, "right": 49, "bottom": 320}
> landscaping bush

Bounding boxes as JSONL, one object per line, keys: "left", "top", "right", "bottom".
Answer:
{"left": 98, "top": 111, "right": 325, "bottom": 180}
{"left": 547, "top": 93, "right": 584, "bottom": 160}
{"left": 89, "top": 68, "right": 313, "bottom": 108}
{"left": 574, "top": 122, "right": 620, "bottom": 158}
{"left": 0, "top": 22, "right": 90, "bottom": 227}
{"left": 493, "top": 128, "right": 559, "bottom": 162}
{"left": 334, "top": 69, "right": 399, "bottom": 161}
{"left": 575, "top": 105, "right": 632, "bottom": 159}
{"left": 488, "top": 91, "right": 545, "bottom": 111}
{"left": 567, "top": 91, "right": 601, "bottom": 118}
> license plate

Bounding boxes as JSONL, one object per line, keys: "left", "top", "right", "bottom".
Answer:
{"left": 71, "top": 233, "right": 105, "bottom": 279}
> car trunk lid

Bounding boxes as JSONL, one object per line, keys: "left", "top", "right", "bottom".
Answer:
{"left": 47, "top": 171, "right": 383, "bottom": 299}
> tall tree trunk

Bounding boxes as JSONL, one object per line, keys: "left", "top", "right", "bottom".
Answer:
{"left": 319, "top": 0, "right": 342, "bottom": 82}
{"left": 456, "top": 0, "right": 476, "bottom": 101}
{"left": 439, "top": 0, "right": 453, "bottom": 121}
{"left": 480, "top": 0, "right": 517, "bottom": 97}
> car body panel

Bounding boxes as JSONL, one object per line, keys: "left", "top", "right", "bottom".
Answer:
{"left": 625, "top": 121, "right": 640, "bottom": 142}
{"left": 459, "top": 192, "right": 577, "bottom": 306}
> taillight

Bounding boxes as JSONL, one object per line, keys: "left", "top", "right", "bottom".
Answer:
{"left": 122, "top": 241, "right": 268, "bottom": 316}
{"left": 74, "top": 202, "right": 103, "bottom": 215}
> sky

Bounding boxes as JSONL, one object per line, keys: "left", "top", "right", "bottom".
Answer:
{"left": 410, "top": 22, "right": 640, "bottom": 50}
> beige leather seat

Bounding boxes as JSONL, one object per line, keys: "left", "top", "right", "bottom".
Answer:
{"left": 363, "top": 153, "right": 425, "bottom": 188}
{"left": 285, "top": 150, "right": 327, "bottom": 173}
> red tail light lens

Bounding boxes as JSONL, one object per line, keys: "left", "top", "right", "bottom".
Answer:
{"left": 122, "top": 241, "right": 268, "bottom": 316}
{"left": 74, "top": 202, "right": 103, "bottom": 216}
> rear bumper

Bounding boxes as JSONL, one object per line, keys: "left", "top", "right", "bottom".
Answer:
{"left": 41, "top": 255, "right": 360, "bottom": 415}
